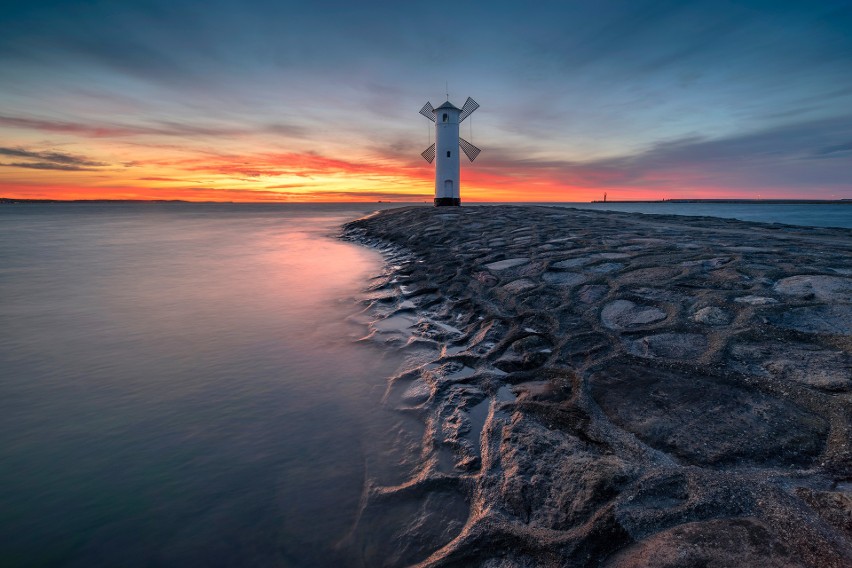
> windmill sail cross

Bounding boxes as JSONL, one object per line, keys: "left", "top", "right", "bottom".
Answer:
{"left": 419, "top": 102, "right": 436, "bottom": 122}
{"left": 458, "top": 97, "right": 479, "bottom": 123}
{"left": 421, "top": 143, "right": 436, "bottom": 164}
{"left": 459, "top": 137, "right": 481, "bottom": 162}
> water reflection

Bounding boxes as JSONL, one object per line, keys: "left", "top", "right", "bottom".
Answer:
{"left": 0, "top": 204, "right": 407, "bottom": 567}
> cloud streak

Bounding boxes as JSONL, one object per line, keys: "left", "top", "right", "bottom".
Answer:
{"left": 0, "top": 115, "right": 306, "bottom": 139}
{"left": 0, "top": 146, "right": 108, "bottom": 171}
{"left": 160, "top": 150, "right": 427, "bottom": 181}
{"left": 0, "top": 146, "right": 106, "bottom": 166}
{"left": 2, "top": 162, "right": 98, "bottom": 171}
{"left": 468, "top": 115, "right": 852, "bottom": 194}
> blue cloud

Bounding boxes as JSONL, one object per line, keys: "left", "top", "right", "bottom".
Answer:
{"left": 1, "top": 0, "right": 850, "bottom": 196}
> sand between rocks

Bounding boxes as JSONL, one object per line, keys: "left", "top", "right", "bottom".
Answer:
{"left": 342, "top": 205, "right": 851, "bottom": 568}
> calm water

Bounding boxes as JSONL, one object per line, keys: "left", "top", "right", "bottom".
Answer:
{"left": 547, "top": 202, "right": 852, "bottom": 229}
{"left": 0, "top": 203, "right": 405, "bottom": 567}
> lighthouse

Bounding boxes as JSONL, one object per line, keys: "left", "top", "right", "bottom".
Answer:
{"left": 420, "top": 97, "right": 481, "bottom": 206}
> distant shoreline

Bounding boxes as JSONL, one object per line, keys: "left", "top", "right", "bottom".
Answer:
{"left": 589, "top": 199, "right": 851, "bottom": 204}
{"left": 0, "top": 198, "right": 194, "bottom": 204}
{"left": 2, "top": 197, "right": 850, "bottom": 205}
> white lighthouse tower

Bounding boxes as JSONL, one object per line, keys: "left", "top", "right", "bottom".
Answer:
{"left": 420, "top": 97, "right": 481, "bottom": 206}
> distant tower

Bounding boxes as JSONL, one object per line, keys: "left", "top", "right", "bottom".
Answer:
{"left": 420, "top": 97, "right": 481, "bottom": 206}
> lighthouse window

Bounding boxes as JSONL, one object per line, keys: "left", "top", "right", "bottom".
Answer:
{"left": 447, "top": 150, "right": 451, "bottom": 157}
{"left": 442, "top": 113, "right": 448, "bottom": 122}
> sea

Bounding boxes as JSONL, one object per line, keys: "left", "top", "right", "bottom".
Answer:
{"left": 0, "top": 202, "right": 407, "bottom": 567}
{"left": 0, "top": 200, "right": 849, "bottom": 567}
{"left": 542, "top": 201, "right": 852, "bottom": 229}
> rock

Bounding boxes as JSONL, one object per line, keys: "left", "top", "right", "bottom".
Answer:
{"left": 587, "top": 262, "right": 624, "bottom": 273}
{"left": 625, "top": 333, "right": 707, "bottom": 359}
{"left": 498, "top": 413, "right": 634, "bottom": 531}
{"left": 485, "top": 258, "right": 529, "bottom": 270}
{"left": 618, "top": 266, "right": 682, "bottom": 285}
{"left": 473, "top": 271, "right": 498, "bottom": 286}
{"left": 693, "top": 306, "right": 731, "bottom": 325}
{"left": 579, "top": 284, "right": 609, "bottom": 304}
{"left": 513, "top": 380, "right": 557, "bottom": 401}
{"left": 401, "top": 379, "right": 432, "bottom": 405}
{"left": 601, "top": 300, "right": 667, "bottom": 330}
{"left": 774, "top": 275, "right": 852, "bottom": 303}
{"left": 681, "top": 257, "right": 731, "bottom": 269}
{"left": 495, "top": 335, "right": 553, "bottom": 372}
{"left": 632, "top": 287, "right": 687, "bottom": 303}
{"left": 343, "top": 205, "right": 852, "bottom": 566}
{"left": 730, "top": 342, "right": 851, "bottom": 391}
{"left": 770, "top": 305, "right": 852, "bottom": 335}
{"left": 503, "top": 278, "right": 538, "bottom": 294}
{"left": 605, "top": 518, "right": 807, "bottom": 568}
{"left": 542, "top": 271, "right": 587, "bottom": 286}
{"left": 795, "top": 488, "right": 852, "bottom": 538}
{"left": 589, "top": 363, "right": 828, "bottom": 467}
{"left": 552, "top": 257, "right": 594, "bottom": 269}
{"left": 735, "top": 295, "right": 778, "bottom": 305}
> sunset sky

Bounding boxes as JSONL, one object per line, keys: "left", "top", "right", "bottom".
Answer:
{"left": 1, "top": 0, "right": 850, "bottom": 202}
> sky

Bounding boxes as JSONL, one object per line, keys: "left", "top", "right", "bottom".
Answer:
{"left": 1, "top": 0, "right": 851, "bottom": 202}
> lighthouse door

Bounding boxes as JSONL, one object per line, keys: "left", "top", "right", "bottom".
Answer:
{"left": 444, "top": 179, "right": 453, "bottom": 195}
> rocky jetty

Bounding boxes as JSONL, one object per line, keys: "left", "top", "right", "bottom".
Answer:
{"left": 341, "top": 205, "right": 851, "bottom": 567}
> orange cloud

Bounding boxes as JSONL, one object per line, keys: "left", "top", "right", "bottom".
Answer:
{"left": 2, "top": 138, "right": 835, "bottom": 202}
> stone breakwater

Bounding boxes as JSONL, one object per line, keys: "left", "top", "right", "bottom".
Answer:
{"left": 341, "top": 205, "right": 851, "bottom": 568}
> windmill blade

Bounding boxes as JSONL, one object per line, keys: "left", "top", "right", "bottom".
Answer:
{"left": 421, "top": 143, "right": 436, "bottom": 163}
{"left": 458, "top": 97, "right": 479, "bottom": 123}
{"left": 458, "top": 137, "right": 481, "bottom": 162}
{"left": 419, "top": 102, "right": 436, "bottom": 122}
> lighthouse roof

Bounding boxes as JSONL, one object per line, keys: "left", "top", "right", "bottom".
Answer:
{"left": 434, "top": 100, "right": 461, "bottom": 111}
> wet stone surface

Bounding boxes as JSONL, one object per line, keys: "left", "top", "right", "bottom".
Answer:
{"left": 589, "top": 362, "right": 828, "bottom": 467}
{"left": 342, "top": 205, "right": 852, "bottom": 567}
{"left": 601, "top": 300, "right": 666, "bottom": 330}
{"left": 692, "top": 305, "right": 731, "bottom": 325}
